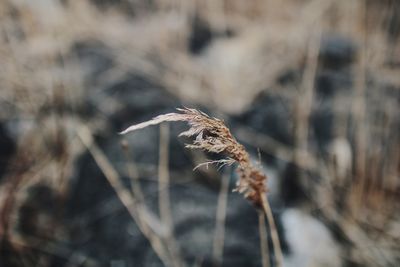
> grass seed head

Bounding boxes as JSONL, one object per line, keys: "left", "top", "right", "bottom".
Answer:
{"left": 120, "top": 108, "right": 267, "bottom": 206}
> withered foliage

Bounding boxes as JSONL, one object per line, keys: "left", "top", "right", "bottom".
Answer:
{"left": 120, "top": 108, "right": 267, "bottom": 206}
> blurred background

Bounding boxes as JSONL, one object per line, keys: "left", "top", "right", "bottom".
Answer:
{"left": 0, "top": 0, "right": 399, "bottom": 266}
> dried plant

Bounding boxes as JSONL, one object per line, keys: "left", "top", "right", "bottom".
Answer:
{"left": 120, "top": 107, "right": 267, "bottom": 206}
{"left": 120, "top": 107, "right": 283, "bottom": 266}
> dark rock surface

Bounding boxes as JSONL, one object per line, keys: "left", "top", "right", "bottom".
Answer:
{"left": 0, "top": 123, "right": 15, "bottom": 180}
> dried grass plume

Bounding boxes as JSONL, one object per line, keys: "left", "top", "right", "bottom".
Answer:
{"left": 120, "top": 108, "right": 284, "bottom": 266}
{"left": 120, "top": 108, "right": 267, "bottom": 207}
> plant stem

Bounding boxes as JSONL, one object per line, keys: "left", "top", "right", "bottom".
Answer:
{"left": 258, "top": 209, "right": 270, "bottom": 267}
{"left": 260, "top": 193, "right": 283, "bottom": 267}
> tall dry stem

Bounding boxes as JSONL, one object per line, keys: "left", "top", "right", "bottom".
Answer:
{"left": 258, "top": 210, "right": 270, "bottom": 267}
{"left": 78, "top": 125, "right": 176, "bottom": 267}
{"left": 158, "top": 123, "right": 183, "bottom": 267}
{"left": 212, "top": 171, "right": 230, "bottom": 266}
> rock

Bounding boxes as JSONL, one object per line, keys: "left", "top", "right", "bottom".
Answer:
{"left": 319, "top": 35, "right": 356, "bottom": 71}
{"left": 72, "top": 40, "right": 114, "bottom": 84}
{"left": 0, "top": 123, "right": 15, "bottom": 179}
{"left": 188, "top": 16, "right": 213, "bottom": 55}
{"left": 233, "top": 92, "right": 294, "bottom": 147}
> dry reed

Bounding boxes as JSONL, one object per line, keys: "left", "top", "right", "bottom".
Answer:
{"left": 120, "top": 107, "right": 284, "bottom": 266}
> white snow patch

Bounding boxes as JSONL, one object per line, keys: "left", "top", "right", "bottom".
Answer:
{"left": 282, "top": 209, "right": 342, "bottom": 267}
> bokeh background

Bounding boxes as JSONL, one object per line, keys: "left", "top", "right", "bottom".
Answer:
{"left": 0, "top": 1, "right": 399, "bottom": 266}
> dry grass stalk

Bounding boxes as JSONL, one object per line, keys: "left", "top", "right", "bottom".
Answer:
{"left": 212, "top": 171, "right": 230, "bottom": 266}
{"left": 258, "top": 210, "right": 271, "bottom": 267}
{"left": 158, "top": 123, "right": 183, "bottom": 267}
{"left": 77, "top": 125, "right": 176, "bottom": 267}
{"left": 120, "top": 108, "right": 266, "bottom": 206}
{"left": 120, "top": 107, "right": 284, "bottom": 266}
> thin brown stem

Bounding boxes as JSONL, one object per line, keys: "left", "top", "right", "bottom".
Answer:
{"left": 353, "top": 0, "right": 368, "bottom": 214}
{"left": 260, "top": 193, "right": 283, "bottom": 267}
{"left": 77, "top": 125, "right": 173, "bottom": 267}
{"left": 121, "top": 140, "right": 145, "bottom": 203}
{"left": 294, "top": 26, "right": 322, "bottom": 167}
{"left": 212, "top": 171, "right": 230, "bottom": 266}
{"left": 158, "top": 123, "right": 184, "bottom": 267}
{"left": 159, "top": 123, "right": 173, "bottom": 227}
{"left": 258, "top": 209, "right": 270, "bottom": 267}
